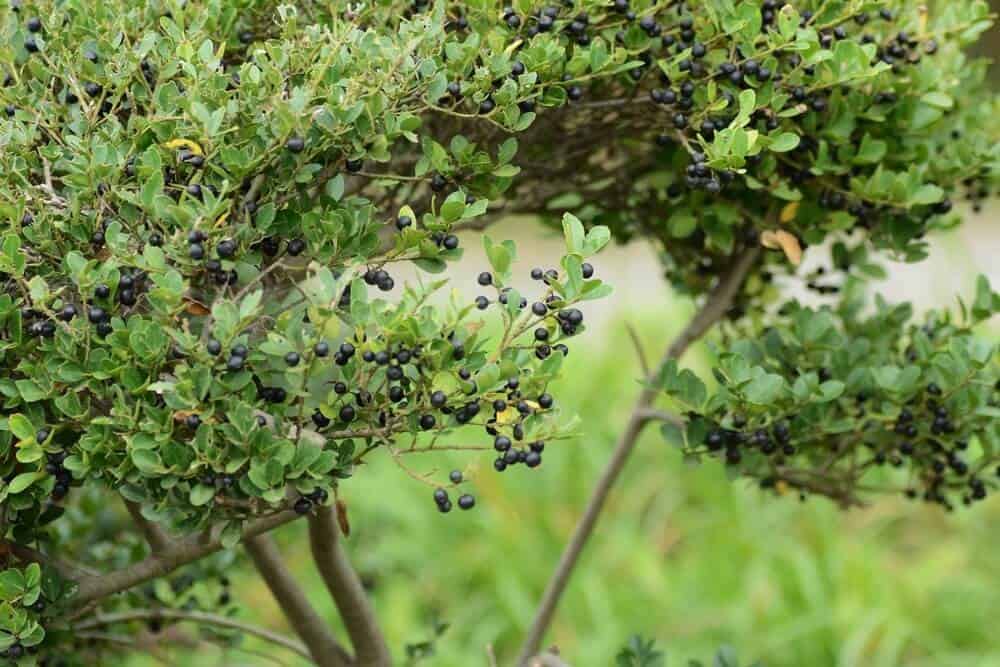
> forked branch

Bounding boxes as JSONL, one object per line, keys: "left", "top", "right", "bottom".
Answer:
{"left": 245, "top": 534, "right": 353, "bottom": 667}
{"left": 122, "top": 498, "right": 171, "bottom": 553}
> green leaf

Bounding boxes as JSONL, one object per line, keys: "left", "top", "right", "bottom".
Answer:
{"left": 910, "top": 184, "right": 944, "bottom": 206}
{"left": 744, "top": 373, "right": 786, "bottom": 405}
{"left": 483, "top": 236, "right": 514, "bottom": 279}
{"left": 583, "top": 226, "right": 611, "bottom": 256}
{"left": 768, "top": 132, "right": 800, "bottom": 153}
{"left": 562, "top": 213, "right": 585, "bottom": 254}
{"left": 7, "top": 414, "right": 34, "bottom": 441}
{"left": 854, "top": 135, "right": 887, "bottom": 165}
{"left": 7, "top": 472, "right": 41, "bottom": 494}
{"left": 817, "top": 380, "right": 845, "bottom": 402}
{"left": 440, "top": 191, "right": 466, "bottom": 223}
{"left": 921, "top": 92, "right": 954, "bottom": 109}
{"left": 189, "top": 484, "right": 215, "bottom": 507}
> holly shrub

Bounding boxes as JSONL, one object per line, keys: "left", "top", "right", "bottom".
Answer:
{"left": 0, "top": 0, "right": 997, "bottom": 665}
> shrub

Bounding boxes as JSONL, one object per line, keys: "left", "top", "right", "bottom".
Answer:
{"left": 0, "top": 0, "right": 996, "bottom": 665}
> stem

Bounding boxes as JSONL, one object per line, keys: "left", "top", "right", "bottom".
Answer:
{"left": 123, "top": 499, "right": 171, "bottom": 553}
{"left": 529, "top": 653, "right": 573, "bottom": 667}
{"left": 516, "top": 247, "right": 760, "bottom": 665}
{"left": 308, "top": 505, "right": 392, "bottom": 666}
{"left": 76, "top": 609, "right": 311, "bottom": 661}
{"left": 245, "top": 535, "right": 353, "bottom": 667}
{"left": 73, "top": 510, "right": 303, "bottom": 607}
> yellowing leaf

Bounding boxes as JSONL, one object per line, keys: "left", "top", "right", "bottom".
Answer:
{"left": 779, "top": 201, "right": 799, "bottom": 223}
{"left": 495, "top": 407, "right": 519, "bottom": 425}
{"left": 214, "top": 212, "right": 229, "bottom": 228}
{"left": 761, "top": 230, "right": 803, "bottom": 265}
{"left": 164, "top": 138, "right": 204, "bottom": 156}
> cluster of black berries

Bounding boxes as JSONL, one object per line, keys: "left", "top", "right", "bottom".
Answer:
{"left": 803, "top": 266, "right": 841, "bottom": 296}
{"left": 880, "top": 384, "right": 992, "bottom": 510}
{"left": 492, "top": 436, "right": 545, "bottom": 472}
{"left": 0, "top": 642, "right": 31, "bottom": 661}
{"left": 475, "top": 265, "right": 592, "bottom": 358}
{"left": 23, "top": 308, "right": 57, "bottom": 339}
{"left": 961, "top": 169, "right": 993, "bottom": 214}
{"left": 42, "top": 433, "right": 73, "bottom": 502}
{"left": 433, "top": 486, "right": 474, "bottom": 513}
{"left": 20, "top": 14, "right": 42, "bottom": 54}
{"left": 0, "top": 425, "right": 76, "bottom": 508}
{"left": 186, "top": 230, "right": 244, "bottom": 285}
{"left": 363, "top": 266, "right": 395, "bottom": 292}
{"left": 293, "top": 487, "right": 328, "bottom": 515}
{"left": 705, "top": 416, "right": 796, "bottom": 466}
{"left": 223, "top": 341, "right": 249, "bottom": 372}
{"left": 197, "top": 469, "right": 236, "bottom": 495}
{"left": 682, "top": 153, "right": 735, "bottom": 194}
{"left": 431, "top": 231, "right": 460, "bottom": 251}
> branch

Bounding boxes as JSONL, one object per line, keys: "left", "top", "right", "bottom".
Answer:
{"left": 75, "top": 608, "right": 312, "bottom": 661}
{"left": 307, "top": 505, "right": 391, "bottom": 666}
{"left": 529, "top": 653, "right": 573, "bottom": 667}
{"left": 73, "top": 510, "right": 302, "bottom": 607}
{"left": 516, "top": 247, "right": 761, "bottom": 665}
{"left": 3, "top": 541, "right": 98, "bottom": 581}
{"left": 245, "top": 535, "right": 353, "bottom": 667}
{"left": 633, "top": 408, "right": 684, "bottom": 428}
{"left": 123, "top": 499, "right": 171, "bottom": 553}
{"left": 624, "top": 322, "right": 650, "bottom": 376}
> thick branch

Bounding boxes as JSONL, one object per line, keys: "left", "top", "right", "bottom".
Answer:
{"left": 245, "top": 535, "right": 353, "bottom": 667}
{"left": 516, "top": 247, "right": 761, "bottom": 665}
{"left": 308, "top": 505, "right": 391, "bottom": 667}
{"left": 75, "top": 608, "right": 311, "bottom": 661}
{"left": 123, "top": 499, "right": 171, "bottom": 553}
{"left": 73, "top": 510, "right": 302, "bottom": 607}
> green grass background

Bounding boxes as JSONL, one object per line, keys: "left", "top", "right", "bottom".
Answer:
{"left": 122, "top": 297, "right": 1000, "bottom": 667}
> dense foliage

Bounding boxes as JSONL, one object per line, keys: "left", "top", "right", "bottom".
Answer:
{"left": 0, "top": 0, "right": 996, "bottom": 663}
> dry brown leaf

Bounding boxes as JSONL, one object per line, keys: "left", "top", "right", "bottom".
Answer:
{"left": 183, "top": 299, "right": 211, "bottom": 316}
{"left": 336, "top": 498, "right": 351, "bottom": 537}
{"left": 761, "top": 229, "right": 803, "bottom": 265}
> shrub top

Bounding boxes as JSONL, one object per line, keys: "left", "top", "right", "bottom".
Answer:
{"left": 0, "top": 0, "right": 998, "bottom": 663}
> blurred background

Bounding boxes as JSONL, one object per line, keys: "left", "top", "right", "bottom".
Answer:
{"left": 121, "top": 16, "right": 1000, "bottom": 667}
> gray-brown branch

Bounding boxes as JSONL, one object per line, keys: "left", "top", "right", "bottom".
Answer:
{"left": 308, "top": 505, "right": 392, "bottom": 666}
{"left": 75, "top": 608, "right": 312, "bottom": 661}
{"left": 72, "top": 509, "right": 303, "bottom": 607}
{"left": 516, "top": 246, "right": 761, "bottom": 665}
{"left": 245, "top": 534, "right": 353, "bottom": 667}
{"left": 122, "top": 498, "right": 171, "bottom": 553}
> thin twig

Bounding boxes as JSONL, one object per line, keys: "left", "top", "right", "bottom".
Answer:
{"left": 516, "top": 247, "right": 761, "bottom": 665}
{"left": 633, "top": 408, "right": 684, "bottom": 428}
{"left": 76, "top": 608, "right": 312, "bottom": 661}
{"left": 308, "top": 504, "right": 391, "bottom": 666}
{"left": 624, "top": 322, "right": 650, "bottom": 376}
{"left": 245, "top": 534, "right": 353, "bottom": 667}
